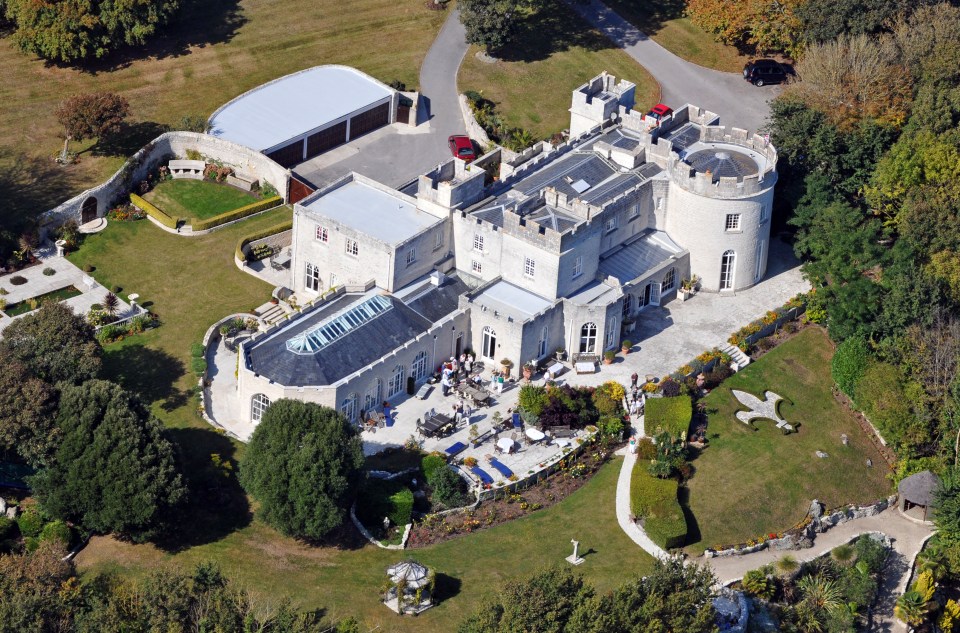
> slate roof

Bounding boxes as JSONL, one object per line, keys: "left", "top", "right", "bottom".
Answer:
{"left": 396, "top": 274, "right": 470, "bottom": 323}
{"left": 246, "top": 293, "right": 432, "bottom": 387}
{"left": 598, "top": 230, "right": 684, "bottom": 282}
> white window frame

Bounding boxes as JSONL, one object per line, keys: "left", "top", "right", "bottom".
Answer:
{"left": 579, "top": 322, "right": 597, "bottom": 353}
{"left": 482, "top": 326, "right": 497, "bottom": 359}
{"left": 315, "top": 225, "right": 329, "bottom": 242}
{"left": 628, "top": 203, "right": 640, "bottom": 219}
{"left": 251, "top": 394, "right": 270, "bottom": 424}
{"left": 305, "top": 262, "right": 321, "bottom": 292}
{"left": 345, "top": 238, "right": 359, "bottom": 256}
{"left": 662, "top": 267, "right": 676, "bottom": 292}
{"left": 329, "top": 272, "right": 338, "bottom": 288}
{"left": 364, "top": 379, "right": 383, "bottom": 412}
{"left": 725, "top": 214, "right": 741, "bottom": 232}
{"left": 411, "top": 350, "right": 427, "bottom": 381}
{"left": 406, "top": 246, "right": 417, "bottom": 267}
{"left": 388, "top": 365, "right": 406, "bottom": 397}
{"left": 434, "top": 231, "right": 444, "bottom": 251}
{"left": 471, "top": 260, "right": 482, "bottom": 274}
{"left": 604, "top": 215, "right": 619, "bottom": 233}
{"left": 720, "top": 250, "right": 736, "bottom": 290}
{"left": 538, "top": 326, "right": 547, "bottom": 358}
{"left": 523, "top": 257, "right": 536, "bottom": 278}
{"left": 473, "top": 234, "right": 484, "bottom": 253}
{"left": 340, "top": 393, "right": 359, "bottom": 422}
{"left": 572, "top": 256, "right": 583, "bottom": 279}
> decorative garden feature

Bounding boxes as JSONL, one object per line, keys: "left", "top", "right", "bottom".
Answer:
{"left": 382, "top": 560, "right": 435, "bottom": 615}
{"left": 731, "top": 390, "right": 794, "bottom": 432}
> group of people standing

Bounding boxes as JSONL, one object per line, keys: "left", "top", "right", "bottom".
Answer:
{"left": 440, "top": 353, "right": 478, "bottom": 397}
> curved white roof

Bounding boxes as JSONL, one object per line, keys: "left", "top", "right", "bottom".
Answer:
{"left": 208, "top": 65, "right": 394, "bottom": 152}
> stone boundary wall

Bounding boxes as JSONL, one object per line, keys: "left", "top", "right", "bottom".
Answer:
{"left": 704, "top": 495, "right": 897, "bottom": 558}
{"left": 349, "top": 503, "right": 412, "bottom": 550}
{"left": 41, "top": 132, "right": 291, "bottom": 238}
{"left": 199, "top": 312, "right": 263, "bottom": 440}
{"left": 459, "top": 94, "right": 492, "bottom": 148}
{"left": 244, "top": 229, "right": 293, "bottom": 258}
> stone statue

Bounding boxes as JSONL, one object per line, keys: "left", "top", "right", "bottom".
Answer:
{"left": 566, "top": 538, "right": 584, "bottom": 566}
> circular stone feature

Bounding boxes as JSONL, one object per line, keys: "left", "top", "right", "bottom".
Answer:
{"left": 685, "top": 147, "right": 759, "bottom": 181}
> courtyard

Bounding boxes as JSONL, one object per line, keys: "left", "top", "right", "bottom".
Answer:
{"left": 142, "top": 179, "right": 261, "bottom": 222}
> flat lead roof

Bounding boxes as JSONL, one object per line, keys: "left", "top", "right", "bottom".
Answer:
{"left": 472, "top": 281, "right": 553, "bottom": 321}
{"left": 208, "top": 66, "right": 393, "bottom": 152}
{"left": 304, "top": 179, "right": 440, "bottom": 245}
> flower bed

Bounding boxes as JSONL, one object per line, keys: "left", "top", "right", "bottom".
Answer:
{"left": 406, "top": 443, "right": 610, "bottom": 548}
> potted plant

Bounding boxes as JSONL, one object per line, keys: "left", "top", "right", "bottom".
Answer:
{"left": 680, "top": 275, "right": 700, "bottom": 301}
{"left": 621, "top": 339, "right": 632, "bottom": 354}
{"left": 603, "top": 350, "right": 616, "bottom": 365}
{"left": 468, "top": 425, "right": 479, "bottom": 445}
{"left": 500, "top": 358, "right": 513, "bottom": 378}
{"left": 555, "top": 347, "right": 566, "bottom": 361}
{"left": 522, "top": 362, "right": 534, "bottom": 381}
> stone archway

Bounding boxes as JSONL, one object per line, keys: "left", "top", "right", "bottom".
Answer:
{"left": 80, "top": 196, "right": 98, "bottom": 224}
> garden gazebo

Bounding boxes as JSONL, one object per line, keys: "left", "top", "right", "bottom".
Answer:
{"left": 898, "top": 470, "right": 940, "bottom": 523}
{"left": 383, "top": 560, "right": 435, "bottom": 615}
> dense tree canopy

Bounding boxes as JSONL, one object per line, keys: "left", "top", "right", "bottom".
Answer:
{"left": 459, "top": 0, "right": 532, "bottom": 53}
{"left": 4, "top": 0, "right": 180, "bottom": 62}
{"left": 458, "top": 559, "right": 717, "bottom": 633}
{"left": 239, "top": 400, "right": 364, "bottom": 541}
{"left": 0, "top": 351, "right": 57, "bottom": 466}
{"left": 0, "top": 302, "right": 101, "bottom": 385}
{"left": 30, "top": 380, "right": 186, "bottom": 541}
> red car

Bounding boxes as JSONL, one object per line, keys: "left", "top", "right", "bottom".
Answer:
{"left": 448, "top": 135, "right": 476, "bottom": 162}
{"left": 646, "top": 103, "right": 673, "bottom": 123}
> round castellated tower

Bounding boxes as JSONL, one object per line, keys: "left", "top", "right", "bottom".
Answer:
{"left": 662, "top": 129, "right": 778, "bottom": 292}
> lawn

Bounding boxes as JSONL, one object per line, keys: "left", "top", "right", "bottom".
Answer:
{"left": 458, "top": 0, "right": 659, "bottom": 141}
{"left": 0, "top": 0, "right": 448, "bottom": 228}
{"left": 602, "top": 0, "right": 749, "bottom": 72}
{"left": 683, "top": 327, "right": 892, "bottom": 555}
{"left": 4, "top": 285, "right": 82, "bottom": 316}
{"left": 143, "top": 179, "right": 259, "bottom": 221}
{"left": 75, "top": 457, "right": 654, "bottom": 630}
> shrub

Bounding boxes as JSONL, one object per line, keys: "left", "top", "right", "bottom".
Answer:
{"left": 704, "top": 365, "right": 734, "bottom": 388}
{"left": 236, "top": 221, "right": 293, "bottom": 262}
{"left": 83, "top": 264, "right": 94, "bottom": 273}
{"left": 598, "top": 416, "right": 625, "bottom": 439}
{"left": 422, "top": 453, "right": 447, "bottom": 484}
{"left": 128, "top": 314, "right": 151, "bottom": 333}
{"left": 357, "top": 479, "right": 413, "bottom": 529}
{"left": 592, "top": 385, "right": 623, "bottom": 417}
{"left": 190, "top": 342, "right": 205, "bottom": 358}
{"left": 42, "top": 267, "right": 55, "bottom": 276}
{"left": 630, "top": 466, "right": 686, "bottom": 549}
{"left": 646, "top": 396, "right": 692, "bottom": 440}
{"left": 832, "top": 337, "right": 870, "bottom": 398}
{"left": 10, "top": 276, "right": 27, "bottom": 286}
{"left": 191, "top": 357, "right": 207, "bottom": 376}
{"left": 604, "top": 350, "right": 616, "bottom": 361}
{"left": 430, "top": 465, "right": 469, "bottom": 508}
{"left": 387, "top": 487, "right": 414, "bottom": 527}
{"left": 249, "top": 244, "right": 274, "bottom": 261}
{"left": 636, "top": 438, "right": 657, "bottom": 460}
{"left": 130, "top": 194, "right": 179, "bottom": 230}
{"left": 17, "top": 511, "right": 43, "bottom": 538}
{"left": 39, "top": 520, "right": 72, "bottom": 546}
{"left": 191, "top": 196, "right": 282, "bottom": 232}
{"left": 742, "top": 568, "right": 775, "bottom": 599}
{"left": 0, "top": 516, "right": 15, "bottom": 540}
{"left": 659, "top": 378, "right": 681, "bottom": 397}
{"left": 518, "top": 385, "right": 550, "bottom": 417}
{"left": 464, "top": 456, "right": 478, "bottom": 467}
{"left": 95, "top": 324, "right": 125, "bottom": 344}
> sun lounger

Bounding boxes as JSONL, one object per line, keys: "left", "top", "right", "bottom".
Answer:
{"left": 512, "top": 412, "right": 522, "bottom": 428}
{"left": 470, "top": 466, "right": 494, "bottom": 485}
{"left": 488, "top": 458, "right": 513, "bottom": 478}
{"left": 444, "top": 441, "right": 467, "bottom": 458}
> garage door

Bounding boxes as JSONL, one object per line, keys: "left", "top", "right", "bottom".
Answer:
{"left": 306, "top": 121, "right": 348, "bottom": 160}
{"left": 349, "top": 102, "right": 390, "bottom": 140}
{"left": 266, "top": 140, "right": 305, "bottom": 168}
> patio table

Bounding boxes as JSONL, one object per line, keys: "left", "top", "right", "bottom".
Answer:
{"left": 524, "top": 427, "right": 546, "bottom": 442}
{"left": 496, "top": 437, "right": 515, "bottom": 453}
{"left": 422, "top": 413, "right": 453, "bottom": 437}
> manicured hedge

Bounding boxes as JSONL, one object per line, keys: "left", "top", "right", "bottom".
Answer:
{"left": 357, "top": 479, "right": 414, "bottom": 529}
{"left": 645, "top": 395, "right": 693, "bottom": 440}
{"left": 130, "top": 193, "right": 178, "bottom": 229}
{"left": 422, "top": 453, "right": 447, "bottom": 484}
{"left": 235, "top": 221, "right": 293, "bottom": 262}
{"left": 631, "top": 464, "right": 687, "bottom": 549}
{"left": 191, "top": 195, "right": 282, "bottom": 232}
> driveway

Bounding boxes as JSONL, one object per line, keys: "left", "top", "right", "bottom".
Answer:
{"left": 293, "top": 10, "right": 468, "bottom": 190}
{"left": 565, "top": 0, "right": 778, "bottom": 132}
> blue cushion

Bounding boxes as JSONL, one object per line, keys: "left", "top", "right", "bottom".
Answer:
{"left": 488, "top": 458, "right": 514, "bottom": 478}
{"left": 444, "top": 441, "right": 467, "bottom": 456}
{"left": 470, "top": 466, "right": 494, "bottom": 485}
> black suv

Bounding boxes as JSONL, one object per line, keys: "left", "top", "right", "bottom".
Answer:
{"left": 743, "top": 59, "right": 787, "bottom": 86}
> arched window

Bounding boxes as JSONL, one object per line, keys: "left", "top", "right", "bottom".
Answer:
{"left": 364, "top": 379, "right": 383, "bottom": 411}
{"left": 579, "top": 323, "right": 597, "bottom": 353}
{"left": 482, "top": 326, "right": 497, "bottom": 359}
{"left": 388, "top": 364, "right": 405, "bottom": 397}
{"left": 720, "top": 250, "right": 736, "bottom": 290}
{"left": 538, "top": 325, "right": 548, "bottom": 358}
{"left": 340, "top": 392, "right": 359, "bottom": 422}
{"left": 662, "top": 267, "right": 676, "bottom": 291}
{"left": 605, "top": 317, "right": 618, "bottom": 349}
{"left": 251, "top": 393, "right": 270, "bottom": 424}
{"left": 411, "top": 350, "right": 427, "bottom": 381}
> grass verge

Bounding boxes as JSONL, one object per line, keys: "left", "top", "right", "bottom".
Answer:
{"left": 75, "top": 457, "right": 654, "bottom": 630}
{"left": 602, "top": 0, "right": 749, "bottom": 72}
{"left": 458, "top": 0, "right": 659, "bottom": 141}
{"left": 683, "top": 327, "right": 892, "bottom": 555}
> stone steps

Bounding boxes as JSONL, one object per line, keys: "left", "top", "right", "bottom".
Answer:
{"left": 257, "top": 303, "right": 286, "bottom": 324}
{"left": 720, "top": 343, "right": 751, "bottom": 371}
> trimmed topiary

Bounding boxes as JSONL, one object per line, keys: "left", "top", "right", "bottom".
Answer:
{"left": 42, "top": 267, "right": 56, "bottom": 276}
{"left": 10, "top": 276, "right": 27, "bottom": 286}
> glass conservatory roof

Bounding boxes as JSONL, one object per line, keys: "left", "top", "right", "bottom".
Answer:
{"left": 286, "top": 294, "right": 393, "bottom": 354}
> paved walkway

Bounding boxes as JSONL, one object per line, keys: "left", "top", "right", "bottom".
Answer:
{"left": 293, "top": 9, "right": 468, "bottom": 190}
{"left": 565, "top": 0, "right": 778, "bottom": 132}
{"left": 615, "top": 443, "right": 669, "bottom": 559}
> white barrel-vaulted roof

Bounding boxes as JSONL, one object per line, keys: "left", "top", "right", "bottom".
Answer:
{"left": 207, "top": 65, "right": 395, "bottom": 153}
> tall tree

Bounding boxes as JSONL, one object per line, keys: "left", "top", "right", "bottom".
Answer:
{"left": 4, "top": 0, "right": 180, "bottom": 63}
{"left": 0, "top": 541, "right": 76, "bottom": 633}
{"left": 55, "top": 92, "right": 130, "bottom": 162}
{"left": 239, "top": 400, "right": 364, "bottom": 541}
{"left": 30, "top": 380, "right": 186, "bottom": 542}
{"left": 0, "top": 351, "right": 58, "bottom": 466}
{"left": 0, "top": 302, "right": 101, "bottom": 385}
{"left": 459, "top": 0, "right": 526, "bottom": 53}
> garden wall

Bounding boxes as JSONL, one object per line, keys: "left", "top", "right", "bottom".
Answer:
{"left": 41, "top": 132, "right": 292, "bottom": 238}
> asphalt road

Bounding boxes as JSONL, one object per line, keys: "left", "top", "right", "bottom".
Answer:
{"left": 566, "top": 0, "right": 778, "bottom": 133}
